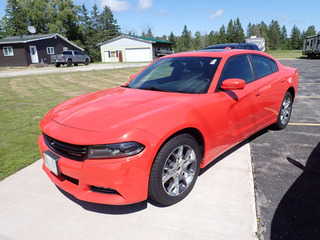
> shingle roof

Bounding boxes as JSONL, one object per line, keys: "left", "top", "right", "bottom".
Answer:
{"left": 0, "top": 33, "right": 84, "bottom": 51}
{"left": 97, "top": 34, "right": 173, "bottom": 46}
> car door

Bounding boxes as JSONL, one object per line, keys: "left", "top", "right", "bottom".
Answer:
{"left": 249, "top": 55, "right": 284, "bottom": 126}
{"left": 215, "top": 54, "right": 261, "bottom": 142}
{"left": 199, "top": 54, "right": 263, "bottom": 163}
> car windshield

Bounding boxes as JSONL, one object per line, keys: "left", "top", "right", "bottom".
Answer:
{"left": 127, "top": 57, "right": 221, "bottom": 94}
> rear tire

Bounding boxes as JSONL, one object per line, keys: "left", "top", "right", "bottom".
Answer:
{"left": 148, "top": 134, "right": 201, "bottom": 205}
{"left": 273, "top": 91, "right": 293, "bottom": 130}
{"left": 74, "top": 63, "right": 78, "bottom": 66}
{"left": 55, "top": 63, "right": 60, "bottom": 67}
{"left": 67, "top": 59, "right": 72, "bottom": 67}
{"left": 85, "top": 58, "right": 89, "bottom": 65}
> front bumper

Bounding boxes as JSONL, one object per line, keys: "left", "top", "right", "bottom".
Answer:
{"left": 38, "top": 134, "right": 155, "bottom": 205}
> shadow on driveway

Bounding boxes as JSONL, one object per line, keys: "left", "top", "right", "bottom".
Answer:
{"left": 271, "top": 142, "right": 320, "bottom": 239}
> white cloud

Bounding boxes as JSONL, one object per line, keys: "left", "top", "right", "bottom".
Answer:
{"left": 137, "top": 0, "right": 152, "bottom": 11}
{"left": 158, "top": 9, "right": 168, "bottom": 17}
{"left": 278, "top": 14, "right": 289, "bottom": 22}
{"left": 99, "top": 0, "right": 131, "bottom": 12}
{"left": 210, "top": 9, "right": 223, "bottom": 19}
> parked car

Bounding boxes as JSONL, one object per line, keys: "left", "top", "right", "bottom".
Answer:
{"left": 39, "top": 50, "right": 299, "bottom": 206}
{"left": 204, "top": 43, "right": 260, "bottom": 51}
{"left": 51, "top": 50, "right": 90, "bottom": 67}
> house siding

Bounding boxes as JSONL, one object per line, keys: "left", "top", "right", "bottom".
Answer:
{"left": 0, "top": 43, "right": 28, "bottom": 66}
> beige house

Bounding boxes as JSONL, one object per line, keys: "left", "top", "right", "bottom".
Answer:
{"left": 97, "top": 35, "right": 173, "bottom": 63}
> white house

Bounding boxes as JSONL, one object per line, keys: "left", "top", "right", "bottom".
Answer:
{"left": 97, "top": 35, "right": 173, "bottom": 63}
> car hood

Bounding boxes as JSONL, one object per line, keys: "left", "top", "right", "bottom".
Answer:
{"left": 50, "top": 87, "right": 195, "bottom": 132}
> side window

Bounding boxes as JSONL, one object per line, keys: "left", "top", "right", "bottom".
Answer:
{"left": 269, "top": 59, "right": 278, "bottom": 72}
{"left": 251, "top": 55, "right": 273, "bottom": 79}
{"left": 220, "top": 55, "right": 254, "bottom": 84}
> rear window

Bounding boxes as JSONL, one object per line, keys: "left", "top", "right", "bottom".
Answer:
{"left": 251, "top": 55, "right": 273, "bottom": 79}
{"left": 63, "top": 51, "right": 72, "bottom": 55}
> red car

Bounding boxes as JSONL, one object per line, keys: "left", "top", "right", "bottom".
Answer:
{"left": 39, "top": 50, "right": 299, "bottom": 205}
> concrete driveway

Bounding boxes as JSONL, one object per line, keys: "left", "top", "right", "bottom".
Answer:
{"left": 0, "top": 143, "right": 257, "bottom": 240}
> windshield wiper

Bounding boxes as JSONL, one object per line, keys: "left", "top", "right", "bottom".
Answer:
{"left": 140, "top": 86, "right": 166, "bottom": 92}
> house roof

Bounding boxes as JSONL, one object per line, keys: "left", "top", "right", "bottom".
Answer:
{"left": 97, "top": 34, "right": 173, "bottom": 46}
{"left": 0, "top": 33, "right": 84, "bottom": 51}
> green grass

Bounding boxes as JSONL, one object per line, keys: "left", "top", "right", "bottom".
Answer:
{"left": 266, "top": 50, "right": 304, "bottom": 59}
{"left": 0, "top": 67, "right": 144, "bottom": 180}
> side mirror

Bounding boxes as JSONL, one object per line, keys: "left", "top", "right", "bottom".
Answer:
{"left": 130, "top": 74, "right": 138, "bottom": 81}
{"left": 221, "top": 78, "right": 245, "bottom": 90}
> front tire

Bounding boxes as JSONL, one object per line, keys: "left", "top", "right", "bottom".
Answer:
{"left": 148, "top": 134, "right": 201, "bottom": 205}
{"left": 85, "top": 58, "right": 89, "bottom": 65}
{"left": 273, "top": 91, "right": 293, "bottom": 130}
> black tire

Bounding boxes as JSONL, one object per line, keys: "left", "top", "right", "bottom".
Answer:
{"left": 148, "top": 134, "right": 201, "bottom": 205}
{"left": 273, "top": 91, "right": 293, "bottom": 130}
{"left": 74, "top": 63, "right": 78, "bottom": 66}
{"left": 67, "top": 59, "right": 72, "bottom": 67}
{"left": 85, "top": 58, "right": 89, "bottom": 65}
{"left": 55, "top": 63, "right": 60, "bottom": 67}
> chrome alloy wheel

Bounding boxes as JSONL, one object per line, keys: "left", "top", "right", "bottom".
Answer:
{"left": 162, "top": 145, "right": 197, "bottom": 196}
{"left": 280, "top": 96, "right": 292, "bottom": 125}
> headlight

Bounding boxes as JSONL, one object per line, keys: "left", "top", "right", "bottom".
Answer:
{"left": 87, "top": 142, "right": 145, "bottom": 159}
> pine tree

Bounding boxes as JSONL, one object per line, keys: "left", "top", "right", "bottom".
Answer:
{"left": 3, "top": 0, "right": 28, "bottom": 36}
{"left": 218, "top": 25, "right": 227, "bottom": 44}
{"left": 268, "top": 20, "right": 281, "bottom": 50}
{"left": 226, "top": 19, "right": 235, "bottom": 42}
{"left": 234, "top": 18, "right": 245, "bottom": 42}
{"left": 290, "top": 25, "right": 301, "bottom": 50}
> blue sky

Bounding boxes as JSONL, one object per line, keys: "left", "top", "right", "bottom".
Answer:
{"left": 0, "top": 0, "right": 319, "bottom": 37}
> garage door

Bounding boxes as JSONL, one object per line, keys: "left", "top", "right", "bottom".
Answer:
{"left": 125, "top": 48, "right": 152, "bottom": 62}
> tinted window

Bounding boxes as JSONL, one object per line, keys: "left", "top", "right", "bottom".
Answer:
{"left": 251, "top": 55, "right": 272, "bottom": 79}
{"left": 220, "top": 55, "right": 254, "bottom": 84}
{"left": 269, "top": 59, "right": 278, "bottom": 72}
{"left": 63, "top": 51, "right": 72, "bottom": 55}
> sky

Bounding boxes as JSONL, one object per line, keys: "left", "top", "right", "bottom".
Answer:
{"left": 0, "top": 0, "right": 319, "bottom": 37}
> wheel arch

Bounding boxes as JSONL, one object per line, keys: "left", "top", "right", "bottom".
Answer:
{"left": 156, "top": 127, "right": 205, "bottom": 162}
{"left": 287, "top": 86, "right": 295, "bottom": 101}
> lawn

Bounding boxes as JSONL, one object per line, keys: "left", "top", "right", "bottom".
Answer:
{"left": 0, "top": 67, "right": 144, "bottom": 180}
{"left": 266, "top": 50, "right": 304, "bottom": 59}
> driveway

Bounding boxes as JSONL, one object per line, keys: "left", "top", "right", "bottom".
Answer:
{"left": 0, "top": 63, "right": 149, "bottom": 78}
{"left": 0, "top": 143, "right": 256, "bottom": 240}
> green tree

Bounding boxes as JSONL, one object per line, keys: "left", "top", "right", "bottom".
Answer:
{"left": 3, "top": 0, "right": 28, "bottom": 36}
{"left": 234, "top": 17, "right": 245, "bottom": 42}
{"left": 259, "top": 21, "right": 269, "bottom": 50}
{"left": 206, "top": 30, "right": 218, "bottom": 46}
{"left": 178, "top": 25, "right": 191, "bottom": 52}
{"left": 290, "top": 25, "right": 301, "bottom": 50}
{"left": 217, "top": 25, "right": 227, "bottom": 44}
{"left": 193, "top": 31, "right": 202, "bottom": 50}
{"left": 268, "top": 20, "right": 281, "bottom": 50}
{"left": 22, "top": 0, "right": 49, "bottom": 34}
{"left": 280, "top": 26, "right": 289, "bottom": 50}
{"left": 226, "top": 19, "right": 235, "bottom": 42}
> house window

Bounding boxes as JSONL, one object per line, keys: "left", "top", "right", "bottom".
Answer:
{"left": 3, "top": 46, "right": 14, "bottom": 56}
{"left": 110, "top": 51, "right": 118, "bottom": 58}
{"left": 46, "top": 47, "right": 55, "bottom": 54}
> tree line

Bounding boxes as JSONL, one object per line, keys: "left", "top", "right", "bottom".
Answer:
{"left": 1, "top": 0, "right": 318, "bottom": 61}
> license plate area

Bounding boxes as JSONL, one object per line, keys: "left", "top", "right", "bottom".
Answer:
{"left": 43, "top": 150, "right": 60, "bottom": 175}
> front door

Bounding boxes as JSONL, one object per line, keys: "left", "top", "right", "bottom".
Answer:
{"left": 29, "top": 46, "right": 39, "bottom": 63}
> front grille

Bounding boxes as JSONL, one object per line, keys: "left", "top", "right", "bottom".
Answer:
{"left": 43, "top": 133, "right": 87, "bottom": 161}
